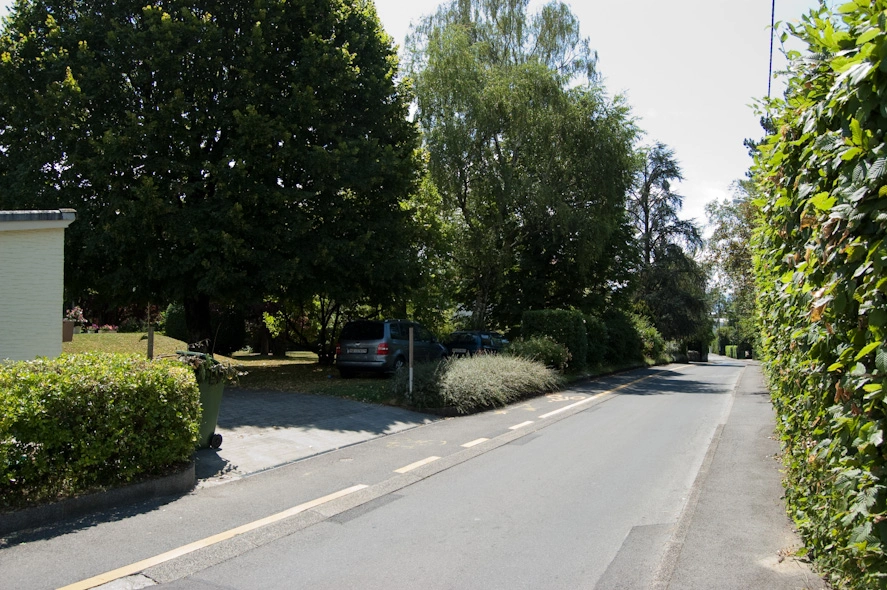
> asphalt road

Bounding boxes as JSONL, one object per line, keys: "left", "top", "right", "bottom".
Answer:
{"left": 162, "top": 362, "right": 739, "bottom": 589}
{"left": 3, "top": 359, "right": 809, "bottom": 590}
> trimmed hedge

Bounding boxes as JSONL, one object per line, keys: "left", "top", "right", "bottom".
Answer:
{"left": 522, "top": 309, "right": 587, "bottom": 371}
{"left": 601, "top": 309, "right": 644, "bottom": 363}
{"left": 754, "top": 3, "right": 887, "bottom": 587}
{"left": 584, "top": 314, "right": 609, "bottom": 367}
{"left": 506, "top": 336, "right": 571, "bottom": 371}
{"left": 391, "top": 356, "right": 562, "bottom": 414}
{"left": 0, "top": 353, "right": 200, "bottom": 510}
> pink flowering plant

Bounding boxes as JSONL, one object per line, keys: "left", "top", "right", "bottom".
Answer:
{"left": 64, "top": 306, "right": 88, "bottom": 327}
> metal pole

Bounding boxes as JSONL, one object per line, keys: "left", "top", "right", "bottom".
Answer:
{"left": 409, "top": 326, "right": 414, "bottom": 397}
{"left": 146, "top": 303, "right": 155, "bottom": 360}
{"left": 768, "top": 0, "right": 776, "bottom": 98}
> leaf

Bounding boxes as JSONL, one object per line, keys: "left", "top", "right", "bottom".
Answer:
{"left": 863, "top": 383, "right": 882, "bottom": 393}
{"left": 809, "top": 192, "right": 836, "bottom": 211}
{"left": 876, "top": 348, "right": 887, "bottom": 373}
{"left": 843, "top": 146, "right": 863, "bottom": 161}
{"left": 856, "top": 341, "right": 881, "bottom": 360}
{"left": 857, "top": 28, "right": 881, "bottom": 45}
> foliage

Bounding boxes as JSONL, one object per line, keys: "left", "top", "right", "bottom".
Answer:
{"left": 521, "top": 309, "right": 587, "bottom": 370}
{"left": 584, "top": 314, "right": 609, "bottom": 367}
{"left": 406, "top": 0, "right": 638, "bottom": 328}
{"left": 706, "top": 179, "right": 760, "bottom": 352}
{"left": 601, "top": 308, "right": 644, "bottom": 364}
{"left": 628, "top": 143, "right": 710, "bottom": 343}
{"left": 506, "top": 336, "right": 571, "bottom": 371}
{"left": 163, "top": 303, "right": 190, "bottom": 343}
{"left": 391, "top": 356, "right": 562, "bottom": 414}
{"left": 753, "top": 2, "right": 887, "bottom": 586}
{"left": 632, "top": 313, "right": 666, "bottom": 361}
{"left": 0, "top": 353, "right": 199, "bottom": 510}
{"left": 0, "top": 0, "right": 421, "bottom": 345}
{"left": 628, "top": 143, "right": 703, "bottom": 267}
{"left": 173, "top": 351, "right": 243, "bottom": 386}
{"left": 637, "top": 244, "right": 713, "bottom": 342}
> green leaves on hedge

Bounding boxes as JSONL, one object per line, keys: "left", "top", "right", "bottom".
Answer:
{"left": 754, "top": 2, "right": 887, "bottom": 587}
{"left": 0, "top": 353, "right": 200, "bottom": 510}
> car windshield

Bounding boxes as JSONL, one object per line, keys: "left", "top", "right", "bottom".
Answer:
{"left": 446, "top": 333, "right": 477, "bottom": 345}
{"left": 340, "top": 321, "right": 384, "bottom": 341}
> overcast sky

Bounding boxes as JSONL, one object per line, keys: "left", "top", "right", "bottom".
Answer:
{"left": 1, "top": 0, "right": 823, "bottom": 225}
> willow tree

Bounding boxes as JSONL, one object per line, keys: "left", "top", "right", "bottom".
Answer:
{"left": 406, "top": 0, "right": 638, "bottom": 328}
{"left": 0, "top": 0, "right": 420, "bottom": 343}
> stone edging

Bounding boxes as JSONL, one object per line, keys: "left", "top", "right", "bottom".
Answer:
{"left": 0, "top": 461, "right": 195, "bottom": 537}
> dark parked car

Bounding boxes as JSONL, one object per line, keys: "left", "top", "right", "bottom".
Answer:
{"left": 336, "top": 319, "right": 447, "bottom": 378}
{"left": 443, "top": 331, "right": 509, "bottom": 357}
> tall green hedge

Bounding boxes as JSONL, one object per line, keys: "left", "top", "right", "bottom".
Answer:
{"left": 521, "top": 309, "right": 587, "bottom": 371}
{"left": 0, "top": 353, "right": 200, "bottom": 510}
{"left": 754, "top": 3, "right": 887, "bottom": 587}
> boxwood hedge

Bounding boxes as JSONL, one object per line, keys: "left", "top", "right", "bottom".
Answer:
{"left": 1, "top": 353, "right": 200, "bottom": 510}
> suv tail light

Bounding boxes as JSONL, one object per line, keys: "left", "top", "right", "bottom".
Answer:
{"left": 376, "top": 342, "right": 389, "bottom": 355}
{"left": 336, "top": 343, "right": 341, "bottom": 355}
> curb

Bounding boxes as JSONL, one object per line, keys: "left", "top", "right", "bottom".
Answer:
{"left": 0, "top": 461, "right": 195, "bottom": 537}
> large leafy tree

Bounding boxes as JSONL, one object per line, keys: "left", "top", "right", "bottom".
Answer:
{"left": 406, "top": 0, "right": 638, "bottom": 329}
{"left": 0, "top": 0, "right": 420, "bottom": 342}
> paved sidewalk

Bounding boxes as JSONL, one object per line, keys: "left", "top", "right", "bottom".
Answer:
{"left": 195, "top": 389, "right": 437, "bottom": 484}
{"left": 655, "top": 361, "right": 827, "bottom": 589}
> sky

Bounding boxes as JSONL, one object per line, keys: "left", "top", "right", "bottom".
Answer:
{"left": 0, "top": 0, "right": 823, "bottom": 226}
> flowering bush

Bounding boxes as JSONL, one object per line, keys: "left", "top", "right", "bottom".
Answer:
{"left": 64, "top": 306, "right": 88, "bottom": 327}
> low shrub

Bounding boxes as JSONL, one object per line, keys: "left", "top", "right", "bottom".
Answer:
{"left": 391, "top": 355, "right": 562, "bottom": 414}
{"left": 0, "top": 353, "right": 200, "bottom": 510}
{"left": 506, "top": 336, "right": 571, "bottom": 371}
{"left": 521, "top": 309, "right": 587, "bottom": 371}
{"left": 632, "top": 314, "right": 665, "bottom": 361}
{"left": 390, "top": 360, "right": 447, "bottom": 409}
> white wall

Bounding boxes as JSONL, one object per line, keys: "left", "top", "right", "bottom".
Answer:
{"left": 0, "top": 210, "right": 75, "bottom": 361}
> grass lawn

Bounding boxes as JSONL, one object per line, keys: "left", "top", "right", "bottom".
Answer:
{"left": 62, "top": 333, "right": 393, "bottom": 405}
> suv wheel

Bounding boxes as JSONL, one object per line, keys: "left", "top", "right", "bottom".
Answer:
{"left": 393, "top": 356, "right": 406, "bottom": 371}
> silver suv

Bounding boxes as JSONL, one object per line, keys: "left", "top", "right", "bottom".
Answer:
{"left": 335, "top": 319, "right": 447, "bottom": 378}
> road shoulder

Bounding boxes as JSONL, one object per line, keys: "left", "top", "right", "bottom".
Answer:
{"left": 652, "top": 361, "right": 827, "bottom": 590}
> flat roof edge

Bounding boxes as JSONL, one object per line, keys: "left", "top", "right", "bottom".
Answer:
{"left": 0, "top": 209, "right": 77, "bottom": 223}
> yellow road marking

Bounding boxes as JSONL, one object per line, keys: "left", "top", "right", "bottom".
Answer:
{"left": 461, "top": 438, "right": 489, "bottom": 448}
{"left": 394, "top": 456, "right": 441, "bottom": 474}
{"left": 58, "top": 485, "right": 368, "bottom": 590}
{"left": 509, "top": 421, "right": 534, "bottom": 430}
{"left": 539, "top": 372, "right": 669, "bottom": 419}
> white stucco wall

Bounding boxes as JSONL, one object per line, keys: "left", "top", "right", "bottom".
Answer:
{"left": 0, "top": 210, "right": 76, "bottom": 361}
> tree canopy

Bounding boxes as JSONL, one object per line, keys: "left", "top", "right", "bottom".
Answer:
{"left": 0, "top": 0, "right": 421, "bottom": 341}
{"left": 406, "top": 0, "right": 638, "bottom": 328}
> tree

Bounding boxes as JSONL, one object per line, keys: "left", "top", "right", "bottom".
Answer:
{"left": 0, "top": 0, "right": 420, "bottom": 343}
{"left": 627, "top": 143, "right": 710, "bottom": 342}
{"left": 627, "top": 143, "right": 702, "bottom": 266}
{"left": 406, "top": 0, "right": 638, "bottom": 328}
{"left": 705, "top": 179, "right": 758, "bottom": 352}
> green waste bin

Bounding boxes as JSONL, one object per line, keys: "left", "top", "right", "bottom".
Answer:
{"left": 196, "top": 379, "right": 225, "bottom": 449}
{"left": 177, "top": 351, "right": 226, "bottom": 449}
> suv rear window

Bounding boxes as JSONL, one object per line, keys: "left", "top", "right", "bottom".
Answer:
{"left": 340, "top": 321, "right": 384, "bottom": 340}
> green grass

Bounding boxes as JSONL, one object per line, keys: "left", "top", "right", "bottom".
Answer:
{"left": 62, "top": 332, "right": 238, "bottom": 362}
{"left": 62, "top": 335, "right": 391, "bottom": 404}
{"left": 229, "top": 352, "right": 393, "bottom": 404}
